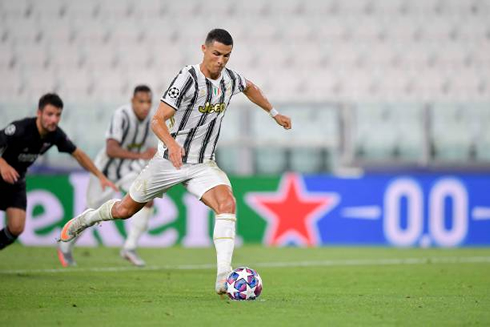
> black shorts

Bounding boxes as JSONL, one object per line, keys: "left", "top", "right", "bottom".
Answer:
{"left": 0, "top": 178, "right": 27, "bottom": 211}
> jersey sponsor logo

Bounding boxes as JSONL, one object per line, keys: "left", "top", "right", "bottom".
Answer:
{"left": 168, "top": 87, "right": 180, "bottom": 99}
{"left": 198, "top": 102, "right": 226, "bottom": 114}
{"left": 18, "top": 153, "right": 39, "bottom": 162}
{"left": 4, "top": 124, "right": 16, "bottom": 136}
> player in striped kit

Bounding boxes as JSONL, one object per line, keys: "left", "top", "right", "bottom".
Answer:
{"left": 57, "top": 85, "right": 157, "bottom": 267}
{"left": 59, "top": 29, "right": 291, "bottom": 295}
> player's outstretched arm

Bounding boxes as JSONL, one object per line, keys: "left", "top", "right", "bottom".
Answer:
{"left": 243, "top": 79, "right": 292, "bottom": 130}
{"left": 106, "top": 139, "right": 156, "bottom": 161}
{"left": 151, "top": 101, "right": 185, "bottom": 169}
{"left": 71, "top": 148, "right": 118, "bottom": 191}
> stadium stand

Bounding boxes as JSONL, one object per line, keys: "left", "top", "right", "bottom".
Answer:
{"left": 0, "top": 0, "right": 489, "bottom": 174}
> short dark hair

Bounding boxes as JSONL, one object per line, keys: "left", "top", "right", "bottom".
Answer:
{"left": 205, "top": 29, "right": 233, "bottom": 46}
{"left": 133, "top": 84, "right": 152, "bottom": 96}
{"left": 38, "top": 93, "right": 63, "bottom": 111}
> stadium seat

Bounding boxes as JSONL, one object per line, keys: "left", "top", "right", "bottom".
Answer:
{"left": 255, "top": 148, "right": 288, "bottom": 174}
{"left": 56, "top": 69, "right": 93, "bottom": 102}
{"left": 39, "top": 19, "right": 76, "bottom": 45}
{"left": 116, "top": 45, "right": 152, "bottom": 70}
{"left": 474, "top": 111, "right": 490, "bottom": 161}
{"left": 354, "top": 103, "right": 402, "bottom": 160}
{"left": 24, "top": 69, "right": 59, "bottom": 96}
{"left": 0, "top": 44, "right": 13, "bottom": 70}
{"left": 31, "top": 0, "right": 64, "bottom": 18}
{"left": 98, "top": 0, "right": 133, "bottom": 19}
{"left": 108, "top": 21, "right": 144, "bottom": 46}
{"left": 430, "top": 104, "right": 474, "bottom": 161}
{"left": 13, "top": 44, "right": 50, "bottom": 70}
{"left": 83, "top": 44, "right": 118, "bottom": 70}
{"left": 391, "top": 104, "right": 425, "bottom": 161}
{"left": 130, "top": 0, "right": 164, "bottom": 19}
{"left": 3, "top": 19, "right": 42, "bottom": 45}
{"left": 0, "top": 70, "right": 24, "bottom": 102}
{"left": 91, "top": 70, "right": 129, "bottom": 103}
{"left": 290, "top": 148, "right": 324, "bottom": 173}
{"left": 72, "top": 20, "right": 111, "bottom": 45}
{"left": 0, "top": 0, "right": 32, "bottom": 18}
{"left": 48, "top": 44, "right": 84, "bottom": 70}
{"left": 62, "top": 1, "right": 99, "bottom": 19}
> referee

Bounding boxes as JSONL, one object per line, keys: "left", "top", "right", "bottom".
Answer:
{"left": 0, "top": 93, "right": 117, "bottom": 250}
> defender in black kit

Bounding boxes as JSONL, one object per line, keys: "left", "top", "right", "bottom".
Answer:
{"left": 0, "top": 93, "right": 117, "bottom": 251}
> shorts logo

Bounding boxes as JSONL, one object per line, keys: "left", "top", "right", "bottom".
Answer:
{"left": 5, "top": 124, "right": 16, "bottom": 136}
{"left": 168, "top": 87, "right": 180, "bottom": 99}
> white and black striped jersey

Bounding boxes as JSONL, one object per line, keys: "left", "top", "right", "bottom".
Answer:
{"left": 159, "top": 64, "right": 247, "bottom": 164}
{"left": 95, "top": 104, "right": 156, "bottom": 182}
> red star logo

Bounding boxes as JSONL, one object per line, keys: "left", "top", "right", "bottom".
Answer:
{"left": 246, "top": 173, "right": 339, "bottom": 246}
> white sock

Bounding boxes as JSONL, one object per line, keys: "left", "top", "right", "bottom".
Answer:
{"left": 85, "top": 199, "right": 119, "bottom": 225}
{"left": 213, "top": 213, "right": 236, "bottom": 275}
{"left": 123, "top": 206, "right": 152, "bottom": 251}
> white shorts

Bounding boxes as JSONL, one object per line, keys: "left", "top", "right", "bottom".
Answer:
{"left": 86, "top": 171, "right": 140, "bottom": 208}
{"left": 129, "top": 156, "right": 231, "bottom": 203}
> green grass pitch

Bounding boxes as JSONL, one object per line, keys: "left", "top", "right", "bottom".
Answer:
{"left": 1, "top": 246, "right": 489, "bottom": 326}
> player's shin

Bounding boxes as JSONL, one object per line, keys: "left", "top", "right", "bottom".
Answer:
{"left": 213, "top": 213, "right": 236, "bottom": 275}
{"left": 123, "top": 206, "right": 152, "bottom": 250}
{"left": 85, "top": 199, "right": 120, "bottom": 225}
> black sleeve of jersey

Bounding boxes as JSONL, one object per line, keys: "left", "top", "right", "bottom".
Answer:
{"left": 54, "top": 127, "right": 77, "bottom": 154}
{"left": 0, "top": 121, "right": 24, "bottom": 151}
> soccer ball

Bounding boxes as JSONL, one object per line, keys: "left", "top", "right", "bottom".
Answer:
{"left": 226, "top": 267, "right": 263, "bottom": 301}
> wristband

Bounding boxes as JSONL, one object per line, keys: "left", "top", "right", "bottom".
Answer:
{"left": 269, "top": 108, "right": 279, "bottom": 118}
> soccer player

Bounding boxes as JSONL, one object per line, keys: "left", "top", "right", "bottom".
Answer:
{"left": 0, "top": 93, "right": 117, "bottom": 251}
{"left": 59, "top": 29, "right": 292, "bottom": 295}
{"left": 57, "top": 85, "right": 157, "bottom": 267}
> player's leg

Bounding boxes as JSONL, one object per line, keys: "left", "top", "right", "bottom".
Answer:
{"left": 0, "top": 180, "right": 27, "bottom": 250}
{"left": 0, "top": 208, "right": 26, "bottom": 250}
{"left": 200, "top": 185, "right": 237, "bottom": 294}
{"left": 59, "top": 194, "right": 146, "bottom": 242}
{"left": 121, "top": 200, "right": 154, "bottom": 267}
{"left": 58, "top": 174, "right": 113, "bottom": 266}
{"left": 60, "top": 155, "right": 185, "bottom": 242}
{"left": 186, "top": 162, "right": 236, "bottom": 295}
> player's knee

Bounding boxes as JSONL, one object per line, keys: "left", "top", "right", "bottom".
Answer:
{"left": 216, "top": 195, "right": 236, "bottom": 214}
{"left": 8, "top": 223, "right": 24, "bottom": 236}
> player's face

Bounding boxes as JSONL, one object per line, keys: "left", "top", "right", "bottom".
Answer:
{"left": 202, "top": 41, "right": 232, "bottom": 77}
{"left": 132, "top": 91, "right": 152, "bottom": 121}
{"left": 37, "top": 104, "right": 62, "bottom": 133}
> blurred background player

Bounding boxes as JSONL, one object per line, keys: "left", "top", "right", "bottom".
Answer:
{"left": 57, "top": 85, "right": 157, "bottom": 267}
{"left": 0, "top": 93, "right": 117, "bottom": 251}
{"left": 59, "top": 28, "right": 291, "bottom": 294}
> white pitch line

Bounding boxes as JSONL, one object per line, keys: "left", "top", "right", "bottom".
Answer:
{"left": 1, "top": 256, "right": 490, "bottom": 275}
